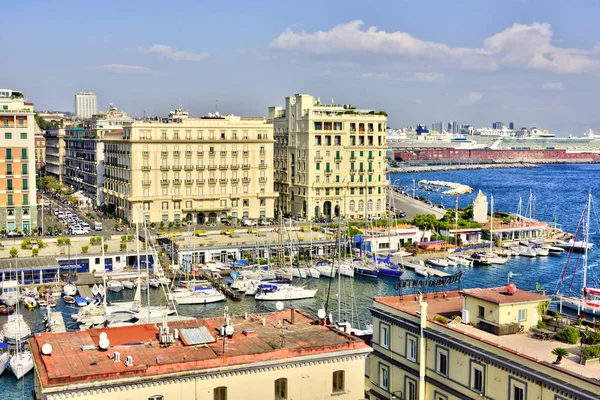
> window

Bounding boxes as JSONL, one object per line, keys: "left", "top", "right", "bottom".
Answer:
{"left": 148, "top": 396, "right": 164, "bottom": 400}
{"left": 518, "top": 309, "right": 527, "bottom": 322}
{"left": 478, "top": 305, "right": 485, "bottom": 318}
{"left": 436, "top": 348, "right": 448, "bottom": 376}
{"left": 243, "top": 199, "right": 249, "bottom": 207}
{"left": 407, "top": 335, "right": 417, "bottom": 362}
{"left": 472, "top": 364, "right": 484, "bottom": 393}
{"left": 274, "top": 378, "right": 287, "bottom": 400}
{"left": 332, "top": 370, "right": 345, "bottom": 393}
{"left": 349, "top": 200, "right": 355, "bottom": 212}
{"left": 20, "top": 132, "right": 27, "bottom": 139}
{"left": 162, "top": 201, "right": 168, "bottom": 210}
{"left": 405, "top": 377, "right": 417, "bottom": 400}
{"left": 513, "top": 386, "right": 524, "bottom": 400}
{"left": 4, "top": 132, "right": 11, "bottom": 139}
{"left": 6, "top": 164, "right": 12, "bottom": 175}
{"left": 7, "top": 179, "right": 13, "bottom": 191}
{"left": 22, "top": 179, "right": 28, "bottom": 190}
{"left": 21, "top": 163, "right": 27, "bottom": 174}
{"left": 6, "top": 149, "right": 12, "bottom": 160}
{"left": 7, "top": 195, "right": 13, "bottom": 206}
{"left": 21, "top": 149, "right": 27, "bottom": 160}
{"left": 378, "top": 364, "right": 389, "bottom": 390}
{"left": 509, "top": 378, "right": 526, "bottom": 400}
{"left": 380, "top": 323, "right": 389, "bottom": 348}
{"left": 214, "top": 387, "right": 227, "bottom": 400}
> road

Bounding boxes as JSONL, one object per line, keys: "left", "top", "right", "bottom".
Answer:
{"left": 387, "top": 190, "right": 447, "bottom": 220}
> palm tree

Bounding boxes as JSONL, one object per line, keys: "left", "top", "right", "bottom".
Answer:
{"left": 552, "top": 347, "right": 569, "bottom": 365}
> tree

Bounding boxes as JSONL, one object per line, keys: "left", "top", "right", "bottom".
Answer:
{"left": 411, "top": 214, "right": 437, "bottom": 231}
{"left": 9, "top": 248, "right": 18, "bottom": 258}
{"left": 552, "top": 347, "right": 569, "bottom": 365}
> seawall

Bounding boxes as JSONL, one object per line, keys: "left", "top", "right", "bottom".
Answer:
{"left": 388, "top": 162, "right": 538, "bottom": 173}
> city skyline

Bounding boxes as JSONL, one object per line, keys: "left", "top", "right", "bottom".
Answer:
{"left": 3, "top": 0, "right": 600, "bottom": 135}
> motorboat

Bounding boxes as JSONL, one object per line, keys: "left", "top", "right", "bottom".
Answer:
{"left": 37, "top": 298, "right": 48, "bottom": 307}
{"left": 107, "top": 280, "right": 124, "bottom": 293}
{"left": 10, "top": 348, "right": 33, "bottom": 380}
{"left": 2, "top": 314, "right": 32, "bottom": 344}
{"left": 0, "top": 343, "right": 9, "bottom": 376}
{"left": 123, "top": 281, "right": 135, "bottom": 289}
{"left": 555, "top": 239, "right": 594, "bottom": 252}
{"left": 414, "top": 268, "right": 429, "bottom": 278}
{"left": 476, "top": 252, "right": 508, "bottom": 265}
{"left": 23, "top": 297, "right": 37, "bottom": 309}
{"left": 291, "top": 267, "right": 308, "bottom": 279}
{"left": 445, "top": 259, "right": 458, "bottom": 267}
{"left": 533, "top": 246, "right": 549, "bottom": 256}
{"left": 149, "top": 278, "right": 160, "bottom": 288}
{"left": 63, "top": 295, "right": 76, "bottom": 304}
{"left": 518, "top": 247, "right": 537, "bottom": 258}
{"left": 546, "top": 246, "right": 565, "bottom": 255}
{"left": 0, "top": 280, "right": 19, "bottom": 306}
{"left": 306, "top": 267, "right": 321, "bottom": 278}
{"left": 50, "top": 285, "right": 62, "bottom": 298}
{"left": 47, "top": 298, "right": 57, "bottom": 308}
{"left": 335, "top": 262, "right": 355, "bottom": 278}
{"left": 377, "top": 263, "right": 404, "bottom": 277}
{"left": 255, "top": 284, "right": 317, "bottom": 301}
{"left": 447, "top": 255, "right": 473, "bottom": 267}
{"left": 75, "top": 297, "right": 89, "bottom": 307}
{"left": 172, "top": 288, "right": 226, "bottom": 305}
{"left": 427, "top": 259, "right": 449, "bottom": 268}
{"left": 63, "top": 282, "right": 77, "bottom": 296}
{"left": 469, "top": 253, "right": 492, "bottom": 265}
{"left": 314, "top": 261, "right": 336, "bottom": 278}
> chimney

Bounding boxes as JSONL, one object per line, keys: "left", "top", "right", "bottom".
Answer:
{"left": 290, "top": 308, "right": 295, "bottom": 324}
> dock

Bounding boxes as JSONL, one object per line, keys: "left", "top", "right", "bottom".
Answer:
{"left": 77, "top": 285, "right": 93, "bottom": 298}
{"left": 48, "top": 311, "right": 66, "bottom": 333}
{"left": 401, "top": 261, "right": 450, "bottom": 278}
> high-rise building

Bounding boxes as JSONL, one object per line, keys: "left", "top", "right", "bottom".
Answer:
{"left": 74, "top": 91, "right": 97, "bottom": 119}
{"left": 492, "top": 121, "right": 504, "bottom": 130}
{"left": 64, "top": 105, "right": 132, "bottom": 205}
{"left": 0, "top": 89, "right": 38, "bottom": 234}
{"left": 509, "top": 121, "right": 515, "bottom": 130}
{"left": 431, "top": 122, "right": 444, "bottom": 133}
{"left": 451, "top": 121, "right": 459, "bottom": 134}
{"left": 103, "top": 109, "right": 277, "bottom": 225}
{"left": 270, "top": 94, "right": 388, "bottom": 219}
{"left": 447, "top": 122, "right": 452, "bottom": 131}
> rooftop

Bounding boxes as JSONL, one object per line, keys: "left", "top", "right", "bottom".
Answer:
{"left": 373, "top": 292, "right": 600, "bottom": 381}
{"left": 460, "top": 286, "right": 550, "bottom": 305}
{"left": 31, "top": 310, "right": 370, "bottom": 389}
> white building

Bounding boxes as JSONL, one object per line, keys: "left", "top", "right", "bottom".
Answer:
{"left": 74, "top": 91, "right": 97, "bottom": 119}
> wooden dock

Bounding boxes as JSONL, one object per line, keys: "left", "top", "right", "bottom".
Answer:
{"left": 401, "top": 261, "right": 450, "bottom": 278}
{"left": 77, "top": 285, "right": 93, "bottom": 298}
{"left": 48, "top": 311, "right": 66, "bottom": 333}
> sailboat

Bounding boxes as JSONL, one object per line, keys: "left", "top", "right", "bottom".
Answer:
{"left": 0, "top": 343, "right": 9, "bottom": 375}
{"left": 3, "top": 258, "right": 32, "bottom": 344}
{"left": 557, "top": 191, "right": 600, "bottom": 317}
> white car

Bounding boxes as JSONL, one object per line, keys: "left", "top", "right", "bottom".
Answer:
{"left": 259, "top": 220, "right": 272, "bottom": 226}
{"left": 242, "top": 219, "right": 257, "bottom": 226}
{"left": 71, "top": 228, "right": 87, "bottom": 235}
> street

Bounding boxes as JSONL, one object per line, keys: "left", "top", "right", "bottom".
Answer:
{"left": 387, "top": 190, "right": 447, "bottom": 220}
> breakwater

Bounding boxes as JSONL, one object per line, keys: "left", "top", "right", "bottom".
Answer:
{"left": 388, "top": 162, "right": 537, "bottom": 173}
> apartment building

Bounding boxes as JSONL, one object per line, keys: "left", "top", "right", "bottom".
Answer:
{"left": 44, "top": 128, "right": 66, "bottom": 183}
{"left": 74, "top": 91, "right": 97, "bottom": 119}
{"left": 102, "top": 110, "right": 277, "bottom": 225}
{"left": 270, "top": 94, "right": 388, "bottom": 220}
{"left": 367, "top": 286, "right": 600, "bottom": 400}
{"left": 35, "top": 133, "right": 46, "bottom": 168}
{"left": 64, "top": 106, "right": 132, "bottom": 205}
{"left": 0, "top": 89, "right": 38, "bottom": 233}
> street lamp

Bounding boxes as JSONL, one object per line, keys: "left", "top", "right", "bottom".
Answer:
{"left": 392, "top": 390, "right": 403, "bottom": 399}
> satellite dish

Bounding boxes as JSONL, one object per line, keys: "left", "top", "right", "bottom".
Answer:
{"left": 225, "top": 325, "right": 235, "bottom": 336}
{"left": 99, "top": 332, "right": 108, "bottom": 341}
{"left": 275, "top": 301, "right": 284, "bottom": 311}
{"left": 41, "top": 343, "right": 53, "bottom": 355}
{"left": 317, "top": 309, "right": 326, "bottom": 319}
{"left": 99, "top": 337, "right": 110, "bottom": 350}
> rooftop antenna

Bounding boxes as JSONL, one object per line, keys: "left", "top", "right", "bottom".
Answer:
{"left": 215, "top": 99, "right": 219, "bottom": 114}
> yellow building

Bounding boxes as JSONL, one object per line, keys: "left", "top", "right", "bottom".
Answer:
{"left": 102, "top": 110, "right": 278, "bottom": 225}
{"left": 269, "top": 94, "right": 388, "bottom": 220}
{"left": 31, "top": 309, "right": 371, "bottom": 400}
{"left": 368, "top": 287, "right": 600, "bottom": 400}
{"left": 0, "top": 89, "right": 38, "bottom": 234}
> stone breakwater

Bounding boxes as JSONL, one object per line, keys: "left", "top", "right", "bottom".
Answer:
{"left": 388, "top": 162, "right": 538, "bottom": 173}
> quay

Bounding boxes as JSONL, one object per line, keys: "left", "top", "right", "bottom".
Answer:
{"left": 76, "top": 284, "right": 93, "bottom": 298}
{"left": 48, "top": 311, "right": 66, "bottom": 333}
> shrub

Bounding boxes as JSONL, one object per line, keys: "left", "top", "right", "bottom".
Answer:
{"left": 104, "top": 244, "right": 108, "bottom": 252}
{"left": 159, "top": 221, "right": 164, "bottom": 229}
{"left": 433, "top": 315, "right": 448, "bottom": 324}
{"left": 32, "top": 248, "right": 39, "bottom": 257}
{"left": 195, "top": 229, "right": 207, "bottom": 236}
{"left": 552, "top": 347, "right": 569, "bottom": 364}
{"left": 81, "top": 245, "right": 89, "bottom": 253}
{"left": 36, "top": 239, "right": 44, "bottom": 248}
{"left": 550, "top": 310, "right": 560, "bottom": 319}
{"left": 555, "top": 327, "right": 580, "bottom": 344}
{"left": 121, "top": 235, "right": 126, "bottom": 242}
{"left": 127, "top": 235, "right": 133, "bottom": 240}
{"left": 537, "top": 321, "right": 548, "bottom": 330}
{"left": 581, "top": 344, "right": 600, "bottom": 360}
{"left": 120, "top": 243, "right": 127, "bottom": 251}
{"left": 9, "top": 248, "right": 18, "bottom": 258}
{"left": 21, "top": 238, "right": 31, "bottom": 249}
{"left": 582, "top": 329, "right": 600, "bottom": 345}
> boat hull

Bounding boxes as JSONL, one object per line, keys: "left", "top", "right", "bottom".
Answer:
{"left": 10, "top": 352, "right": 33, "bottom": 380}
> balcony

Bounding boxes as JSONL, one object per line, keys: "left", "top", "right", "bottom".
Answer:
{"left": 219, "top": 165, "right": 228, "bottom": 170}
{"left": 232, "top": 151, "right": 238, "bottom": 156}
{"left": 160, "top": 166, "right": 169, "bottom": 171}
{"left": 259, "top": 177, "right": 267, "bottom": 183}
{"left": 259, "top": 164, "right": 267, "bottom": 169}
{"left": 242, "top": 164, "right": 250, "bottom": 170}
{"left": 359, "top": 170, "right": 365, "bottom": 175}
{"left": 142, "top": 151, "right": 149, "bottom": 157}
{"left": 219, "top": 178, "right": 228, "bottom": 184}
{"left": 197, "top": 151, "right": 204, "bottom": 156}
{"left": 161, "top": 151, "right": 168, "bottom": 157}
{"left": 209, "top": 151, "right": 215, "bottom": 156}
{"left": 184, "top": 165, "right": 194, "bottom": 171}
{"left": 368, "top": 156, "right": 374, "bottom": 161}
{"left": 230, "top": 165, "right": 239, "bottom": 170}
{"left": 196, "top": 165, "right": 205, "bottom": 171}
{"left": 231, "top": 178, "right": 240, "bottom": 184}
{"left": 242, "top": 177, "right": 250, "bottom": 183}
{"left": 208, "top": 178, "right": 217, "bottom": 184}
{"left": 242, "top": 151, "right": 249, "bottom": 156}
{"left": 173, "top": 151, "right": 180, "bottom": 157}
{"left": 350, "top": 169, "right": 356, "bottom": 175}
{"left": 324, "top": 170, "right": 332, "bottom": 175}
{"left": 142, "top": 180, "right": 151, "bottom": 185}
{"left": 160, "top": 179, "right": 170, "bottom": 185}
{"left": 185, "top": 151, "right": 192, "bottom": 157}
{"left": 196, "top": 179, "right": 205, "bottom": 184}
{"left": 173, "top": 179, "right": 181, "bottom": 185}
{"left": 220, "top": 151, "right": 227, "bottom": 156}
{"left": 208, "top": 165, "right": 217, "bottom": 170}
{"left": 185, "top": 179, "right": 193, "bottom": 185}
{"left": 367, "top": 169, "right": 374, "bottom": 174}
{"left": 172, "top": 165, "right": 182, "bottom": 171}
{"left": 314, "top": 156, "right": 323, "bottom": 161}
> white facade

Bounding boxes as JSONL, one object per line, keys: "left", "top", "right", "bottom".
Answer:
{"left": 74, "top": 92, "right": 97, "bottom": 119}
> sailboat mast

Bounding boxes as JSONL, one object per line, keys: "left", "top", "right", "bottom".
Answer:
{"left": 583, "top": 191, "right": 591, "bottom": 291}
{"left": 337, "top": 214, "right": 342, "bottom": 322}
{"left": 490, "top": 195, "right": 494, "bottom": 251}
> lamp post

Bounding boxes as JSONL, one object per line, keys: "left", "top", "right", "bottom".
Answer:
{"left": 392, "top": 390, "right": 403, "bottom": 399}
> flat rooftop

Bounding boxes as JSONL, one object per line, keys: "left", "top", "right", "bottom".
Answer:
{"left": 460, "top": 286, "right": 550, "bottom": 304}
{"left": 374, "top": 293, "right": 600, "bottom": 382}
{"left": 31, "top": 309, "right": 370, "bottom": 389}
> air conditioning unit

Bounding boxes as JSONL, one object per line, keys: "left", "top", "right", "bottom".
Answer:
{"left": 461, "top": 309, "right": 470, "bottom": 324}
{"left": 113, "top": 351, "right": 121, "bottom": 362}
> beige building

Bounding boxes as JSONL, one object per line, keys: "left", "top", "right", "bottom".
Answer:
{"left": 31, "top": 309, "right": 371, "bottom": 400}
{"left": 44, "top": 128, "right": 66, "bottom": 183}
{"left": 0, "top": 89, "right": 38, "bottom": 234}
{"left": 270, "top": 94, "right": 388, "bottom": 220}
{"left": 367, "top": 287, "right": 600, "bottom": 400}
{"left": 102, "top": 110, "right": 277, "bottom": 225}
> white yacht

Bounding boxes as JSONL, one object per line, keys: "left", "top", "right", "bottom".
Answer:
{"left": 255, "top": 284, "right": 317, "bottom": 301}
{"left": 10, "top": 347, "right": 33, "bottom": 380}
{"left": 0, "top": 280, "right": 19, "bottom": 306}
{"left": 63, "top": 282, "right": 77, "bottom": 296}
{"left": 107, "top": 280, "right": 124, "bottom": 293}
{"left": 169, "top": 286, "right": 225, "bottom": 305}
{"left": 0, "top": 343, "right": 9, "bottom": 376}
{"left": 2, "top": 314, "right": 32, "bottom": 344}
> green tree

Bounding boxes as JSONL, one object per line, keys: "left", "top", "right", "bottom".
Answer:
{"left": 9, "top": 248, "right": 18, "bottom": 258}
{"left": 552, "top": 348, "right": 568, "bottom": 365}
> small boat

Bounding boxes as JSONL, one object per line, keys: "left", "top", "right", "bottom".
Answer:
{"left": 0, "top": 343, "right": 9, "bottom": 376}
{"left": 107, "top": 280, "right": 124, "bottom": 293}
{"left": 149, "top": 278, "right": 160, "bottom": 288}
{"left": 3, "top": 314, "right": 31, "bottom": 344}
{"left": 476, "top": 252, "right": 508, "bottom": 265}
{"left": 63, "top": 296, "right": 76, "bottom": 304}
{"left": 255, "top": 284, "right": 317, "bottom": 301}
{"left": 533, "top": 246, "right": 549, "bottom": 256}
{"left": 37, "top": 298, "right": 48, "bottom": 307}
{"left": 518, "top": 247, "right": 537, "bottom": 257}
{"left": 0, "top": 281, "right": 19, "bottom": 306}
{"left": 447, "top": 254, "right": 473, "bottom": 267}
{"left": 75, "top": 297, "right": 88, "bottom": 307}
{"left": 47, "top": 298, "right": 57, "bottom": 308}
{"left": 415, "top": 268, "right": 429, "bottom": 278}
{"left": 469, "top": 253, "right": 492, "bottom": 265}
{"left": 91, "top": 284, "right": 100, "bottom": 297}
{"left": 445, "top": 259, "right": 458, "bottom": 267}
{"left": 23, "top": 297, "right": 37, "bottom": 309}
{"left": 10, "top": 348, "right": 33, "bottom": 380}
{"left": 291, "top": 268, "right": 308, "bottom": 279}
{"left": 546, "top": 246, "right": 565, "bottom": 255}
{"left": 1, "top": 307, "right": 14, "bottom": 315}
{"left": 306, "top": 267, "right": 321, "bottom": 278}
{"left": 123, "top": 281, "right": 135, "bottom": 290}
{"left": 173, "top": 289, "right": 226, "bottom": 305}
{"left": 63, "top": 283, "right": 77, "bottom": 296}
{"left": 427, "top": 259, "right": 450, "bottom": 268}
{"left": 377, "top": 264, "right": 404, "bottom": 277}
{"left": 555, "top": 239, "right": 593, "bottom": 252}
{"left": 50, "top": 286, "right": 62, "bottom": 297}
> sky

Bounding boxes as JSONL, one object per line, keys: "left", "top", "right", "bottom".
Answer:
{"left": 3, "top": 0, "right": 600, "bottom": 135}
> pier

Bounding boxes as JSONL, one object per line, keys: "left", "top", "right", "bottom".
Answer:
{"left": 48, "top": 311, "right": 66, "bottom": 333}
{"left": 76, "top": 285, "right": 93, "bottom": 298}
{"left": 400, "top": 260, "right": 450, "bottom": 278}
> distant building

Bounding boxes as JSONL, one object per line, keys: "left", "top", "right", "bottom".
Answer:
{"left": 31, "top": 310, "right": 371, "bottom": 400}
{"left": 44, "top": 128, "right": 66, "bottom": 183}
{"left": 74, "top": 91, "right": 97, "bottom": 119}
{"left": 492, "top": 121, "right": 504, "bottom": 130}
{"left": 509, "top": 121, "right": 515, "bottom": 130}
{"left": 34, "top": 133, "right": 45, "bottom": 168}
{"left": 451, "top": 121, "right": 459, "bottom": 134}
{"left": 447, "top": 122, "right": 452, "bottom": 131}
{"left": 472, "top": 189, "right": 488, "bottom": 223}
{"left": 431, "top": 122, "right": 444, "bottom": 133}
{"left": 0, "top": 89, "right": 38, "bottom": 234}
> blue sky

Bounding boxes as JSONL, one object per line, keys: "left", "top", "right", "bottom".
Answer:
{"left": 4, "top": 0, "right": 600, "bottom": 134}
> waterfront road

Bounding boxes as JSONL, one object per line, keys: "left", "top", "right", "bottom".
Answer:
{"left": 387, "top": 190, "right": 447, "bottom": 220}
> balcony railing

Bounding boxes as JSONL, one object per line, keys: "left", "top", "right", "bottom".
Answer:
{"left": 161, "top": 151, "right": 168, "bottom": 157}
{"left": 196, "top": 165, "right": 205, "bottom": 170}
{"left": 208, "top": 178, "right": 217, "bottom": 184}
{"left": 143, "top": 151, "right": 149, "bottom": 157}
{"left": 172, "top": 165, "right": 182, "bottom": 171}
{"left": 208, "top": 165, "right": 217, "bottom": 170}
{"left": 185, "top": 179, "right": 193, "bottom": 185}
{"left": 184, "top": 165, "right": 194, "bottom": 171}
{"left": 242, "top": 164, "right": 250, "bottom": 170}
{"left": 231, "top": 178, "right": 240, "bottom": 184}
{"left": 142, "top": 180, "right": 151, "bottom": 185}
{"left": 259, "top": 177, "right": 267, "bottom": 183}
{"left": 173, "top": 179, "right": 181, "bottom": 185}
{"left": 197, "top": 151, "right": 204, "bottom": 156}
{"left": 160, "top": 179, "right": 170, "bottom": 185}
{"left": 230, "top": 165, "right": 239, "bottom": 170}
{"left": 242, "top": 177, "right": 250, "bottom": 183}
{"left": 185, "top": 151, "right": 192, "bottom": 157}
{"left": 220, "top": 151, "right": 227, "bottom": 156}
{"left": 173, "top": 151, "right": 180, "bottom": 157}
{"left": 219, "top": 178, "right": 228, "bottom": 184}
{"left": 219, "top": 165, "right": 228, "bottom": 170}
{"left": 232, "top": 151, "right": 238, "bottom": 156}
{"left": 160, "top": 166, "right": 169, "bottom": 171}
{"left": 242, "top": 151, "right": 249, "bottom": 156}
{"left": 314, "top": 156, "right": 323, "bottom": 161}
{"left": 196, "top": 179, "right": 205, "bottom": 184}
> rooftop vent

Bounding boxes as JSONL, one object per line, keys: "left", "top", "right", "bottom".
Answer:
{"left": 124, "top": 355, "right": 133, "bottom": 367}
{"left": 113, "top": 351, "right": 120, "bottom": 362}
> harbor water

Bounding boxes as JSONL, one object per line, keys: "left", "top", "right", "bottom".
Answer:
{"left": 3, "top": 164, "right": 600, "bottom": 397}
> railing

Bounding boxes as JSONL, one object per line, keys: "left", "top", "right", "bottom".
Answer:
{"left": 231, "top": 178, "right": 239, "bottom": 184}
{"left": 232, "top": 151, "right": 238, "bottom": 156}
{"left": 161, "top": 151, "right": 168, "bottom": 157}
{"left": 185, "top": 151, "right": 192, "bottom": 157}
{"left": 142, "top": 180, "right": 151, "bottom": 185}
{"left": 184, "top": 179, "right": 193, "bottom": 185}
{"left": 208, "top": 178, "right": 217, "bottom": 184}
{"left": 220, "top": 151, "right": 227, "bottom": 156}
{"left": 219, "top": 178, "right": 228, "bottom": 184}
{"left": 242, "top": 151, "right": 249, "bottom": 156}
{"left": 196, "top": 179, "right": 205, "bottom": 184}
{"left": 230, "top": 165, "right": 239, "bottom": 170}
{"left": 196, "top": 165, "right": 205, "bottom": 170}
{"left": 197, "top": 151, "right": 204, "bottom": 156}
{"left": 242, "top": 177, "right": 250, "bottom": 183}
{"left": 242, "top": 164, "right": 250, "bottom": 169}
{"left": 173, "top": 151, "right": 180, "bottom": 157}
{"left": 184, "top": 165, "right": 194, "bottom": 171}
{"left": 259, "top": 164, "right": 267, "bottom": 169}
{"left": 259, "top": 177, "right": 267, "bottom": 183}
{"left": 172, "top": 165, "right": 182, "bottom": 171}
{"left": 208, "top": 165, "right": 217, "bottom": 170}
{"left": 159, "top": 166, "right": 169, "bottom": 171}
{"left": 315, "top": 156, "right": 323, "bottom": 161}
{"left": 143, "top": 151, "right": 149, "bottom": 156}
{"left": 160, "top": 179, "right": 169, "bottom": 185}
{"left": 219, "top": 165, "right": 228, "bottom": 170}
{"left": 173, "top": 179, "right": 181, "bottom": 185}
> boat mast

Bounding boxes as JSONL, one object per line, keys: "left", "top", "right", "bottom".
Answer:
{"left": 490, "top": 194, "right": 494, "bottom": 251}
{"left": 337, "top": 214, "right": 342, "bottom": 322}
{"left": 135, "top": 209, "right": 141, "bottom": 307}
{"left": 583, "top": 190, "right": 591, "bottom": 292}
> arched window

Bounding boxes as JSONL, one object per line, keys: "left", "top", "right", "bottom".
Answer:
{"left": 275, "top": 378, "right": 288, "bottom": 400}
{"left": 349, "top": 200, "right": 355, "bottom": 212}
{"left": 358, "top": 200, "right": 364, "bottom": 212}
{"left": 367, "top": 199, "right": 373, "bottom": 212}
{"left": 214, "top": 386, "right": 227, "bottom": 400}
{"left": 376, "top": 199, "right": 382, "bottom": 211}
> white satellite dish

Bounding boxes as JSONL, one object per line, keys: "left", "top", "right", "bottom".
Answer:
{"left": 99, "top": 337, "right": 110, "bottom": 350}
{"left": 99, "top": 332, "right": 108, "bottom": 341}
{"left": 41, "top": 343, "right": 53, "bottom": 355}
{"left": 317, "top": 309, "right": 326, "bottom": 319}
{"left": 225, "top": 325, "right": 235, "bottom": 336}
{"left": 275, "top": 301, "right": 284, "bottom": 311}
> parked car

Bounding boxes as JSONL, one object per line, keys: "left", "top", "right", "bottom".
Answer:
{"left": 242, "top": 219, "right": 257, "bottom": 227}
{"left": 71, "top": 228, "right": 87, "bottom": 235}
{"left": 315, "top": 217, "right": 326, "bottom": 223}
{"left": 7, "top": 231, "right": 23, "bottom": 238}
{"left": 94, "top": 222, "right": 103, "bottom": 231}
{"left": 396, "top": 211, "right": 406, "bottom": 218}
{"left": 259, "top": 220, "right": 272, "bottom": 226}
{"left": 116, "top": 226, "right": 124, "bottom": 232}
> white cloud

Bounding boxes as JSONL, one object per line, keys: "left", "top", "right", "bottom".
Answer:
{"left": 90, "top": 64, "right": 153, "bottom": 74}
{"left": 541, "top": 82, "right": 565, "bottom": 90}
{"left": 460, "top": 92, "right": 483, "bottom": 105}
{"left": 137, "top": 44, "right": 209, "bottom": 62}
{"left": 270, "top": 21, "right": 600, "bottom": 74}
{"left": 361, "top": 71, "right": 444, "bottom": 83}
